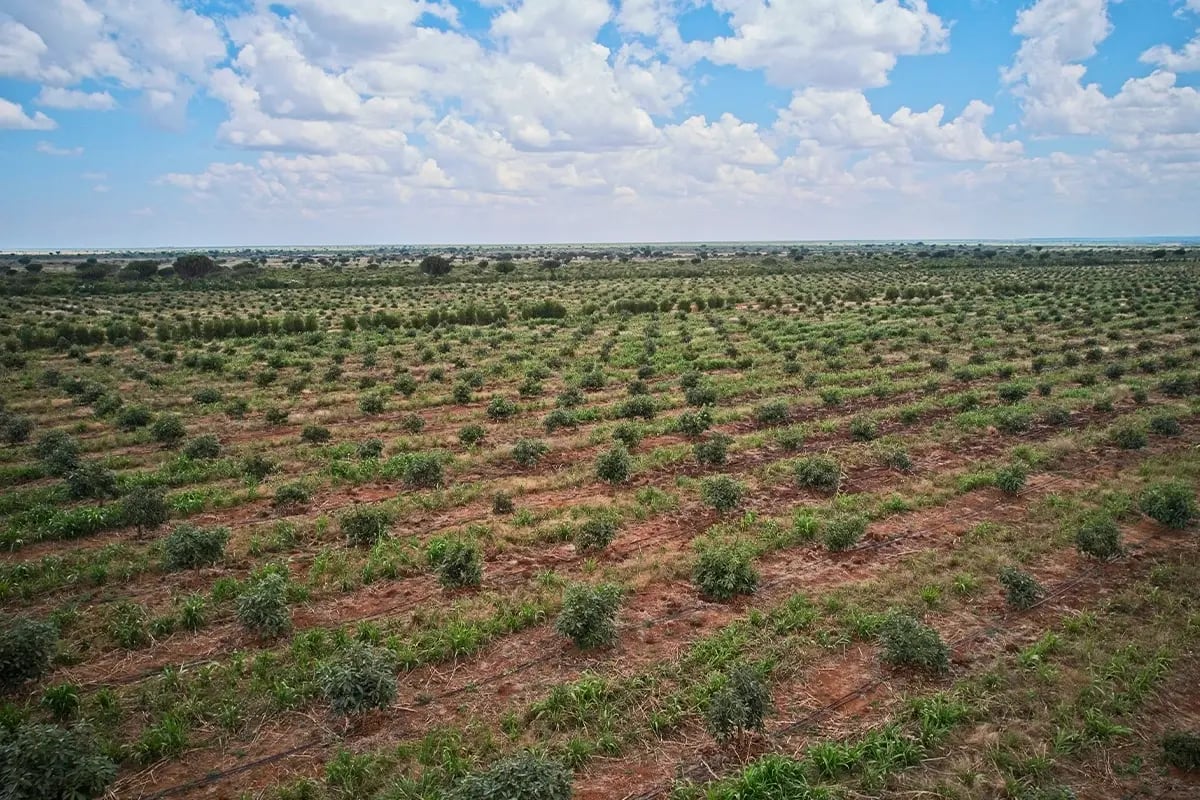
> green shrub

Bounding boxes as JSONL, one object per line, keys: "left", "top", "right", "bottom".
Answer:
{"left": 775, "top": 428, "right": 805, "bottom": 452}
{"left": 0, "top": 616, "right": 57, "bottom": 692}
{"left": 1, "top": 414, "right": 33, "bottom": 445}
{"left": 555, "top": 583, "right": 622, "bottom": 649}
{"left": 999, "top": 566, "right": 1043, "bottom": 610}
{"left": 705, "top": 664, "right": 771, "bottom": 742}
{"left": 694, "top": 434, "right": 731, "bottom": 466}
{"left": 1163, "top": 731, "right": 1200, "bottom": 770}
{"left": 575, "top": 519, "right": 618, "bottom": 553}
{"left": 1075, "top": 515, "right": 1122, "bottom": 560}
{"left": 273, "top": 482, "right": 312, "bottom": 508}
{"left": 64, "top": 461, "right": 119, "bottom": 500}
{"left": 301, "top": 424, "right": 332, "bottom": 444}
{"left": 236, "top": 572, "right": 291, "bottom": 637}
{"left": 618, "top": 396, "right": 655, "bottom": 420}
{"left": 459, "top": 424, "right": 486, "bottom": 447}
{"left": 451, "top": 752, "right": 571, "bottom": 800}
{"left": 150, "top": 414, "right": 186, "bottom": 447}
{"left": 358, "top": 393, "right": 386, "bottom": 414}
{"left": 693, "top": 542, "right": 758, "bottom": 601}
{"left": 700, "top": 475, "right": 745, "bottom": 513}
{"left": 242, "top": 453, "right": 276, "bottom": 482}
{"left": 317, "top": 643, "right": 397, "bottom": 716}
{"left": 1138, "top": 481, "right": 1196, "bottom": 528}
{"left": 122, "top": 489, "right": 169, "bottom": 533}
{"left": 1148, "top": 415, "right": 1182, "bottom": 437}
{"left": 36, "top": 431, "right": 80, "bottom": 476}
{"left": 880, "top": 446, "right": 913, "bottom": 471}
{"left": 115, "top": 404, "right": 152, "bottom": 431}
{"left": 512, "top": 438, "right": 549, "bottom": 467}
{"left": 997, "top": 382, "right": 1030, "bottom": 403}
{"left": 878, "top": 612, "right": 949, "bottom": 673}
{"left": 428, "top": 537, "right": 483, "bottom": 589}
{"left": 794, "top": 455, "right": 840, "bottom": 492}
{"left": 849, "top": 416, "right": 878, "bottom": 441}
{"left": 182, "top": 434, "right": 220, "bottom": 460}
{"left": 1109, "top": 422, "right": 1147, "bottom": 450}
{"left": 595, "top": 445, "right": 632, "bottom": 484}
{"left": 340, "top": 506, "right": 390, "bottom": 547}
{"left": 400, "top": 414, "right": 425, "bottom": 434}
{"left": 39, "top": 683, "right": 81, "bottom": 721}
{"left": 487, "top": 396, "right": 518, "bottom": 420}
{"left": 822, "top": 514, "right": 867, "bottom": 552}
{"left": 685, "top": 383, "right": 718, "bottom": 407}
{"left": 399, "top": 453, "right": 443, "bottom": 488}
{"left": 676, "top": 408, "right": 713, "bottom": 437}
{"left": 542, "top": 409, "right": 577, "bottom": 432}
{"left": 492, "top": 492, "right": 514, "bottom": 515}
{"left": 611, "top": 422, "right": 643, "bottom": 449}
{"left": 753, "top": 401, "right": 789, "bottom": 427}
{"left": 162, "top": 524, "right": 229, "bottom": 570}
{"left": 994, "top": 463, "right": 1027, "bottom": 494}
{"left": 0, "top": 722, "right": 116, "bottom": 800}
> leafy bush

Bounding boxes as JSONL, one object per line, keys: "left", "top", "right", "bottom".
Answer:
{"left": 64, "top": 461, "right": 119, "bottom": 500}
{"left": 794, "top": 455, "right": 841, "bottom": 492}
{"left": 400, "top": 453, "right": 444, "bottom": 488}
{"left": 676, "top": 408, "right": 713, "bottom": 437}
{"left": 542, "top": 409, "right": 577, "bottom": 432}
{"left": 1163, "top": 731, "right": 1200, "bottom": 771}
{"left": 822, "top": 514, "right": 867, "bottom": 552}
{"left": 150, "top": 414, "right": 186, "bottom": 447}
{"left": 685, "top": 383, "right": 718, "bottom": 407}
{"left": 997, "top": 382, "right": 1031, "bottom": 403}
{"left": 1109, "top": 422, "right": 1148, "bottom": 450}
{"left": 1149, "top": 415, "right": 1182, "bottom": 437}
{"left": 693, "top": 542, "right": 758, "bottom": 601}
{"left": 512, "top": 438, "right": 549, "bottom": 467}
{"left": 236, "top": 572, "right": 291, "bottom": 637}
{"left": 340, "top": 506, "right": 391, "bottom": 547}
{"left": 575, "top": 518, "right": 618, "bottom": 553}
{"left": 115, "top": 404, "right": 152, "bottom": 431}
{"left": 400, "top": 414, "right": 425, "bottom": 434}
{"left": 1, "top": 413, "right": 33, "bottom": 445}
{"left": 317, "top": 643, "right": 397, "bottom": 716}
{"left": 358, "top": 393, "right": 386, "bottom": 414}
{"left": 459, "top": 424, "right": 486, "bottom": 447}
{"left": 595, "top": 445, "right": 633, "bottom": 484}
{"left": 301, "top": 424, "right": 332, "bottom": 444}
{"left": 39, "top": 683, "right": 81, "bottom": 721}
{"left": 182, "top": 434, "right": 221, "bottom": 460}
{"left": 618, "top": 396, "right": 655, "bottom": 420}
{"left": 849, "top": 416, "right": 878, "bottom": 441}
{"left": 241, "top": 453, "right": 276, "bottom": 482}
{"left": 161, "top": 524, "right": 229, "bottom": 570}
{"left": 694, "top": 434, "right": 731, "bottom": 466}
{"left": 700, "top": 475, "right": 745, "bottom": 513}
{"left": 487, "top": 396, "right": 518, "bottom": 421}
{"left": 273, "top": 482, "right": 312, "bottom": 508}
{"left": 753, "top": 401, "right": 789, "bottom": 427}
{"left": 994, "top": 463, "right": 1027, "bottom": 494}
{"left": 0, "top": 615, "right": 57, "bottom": 691}
{"left": 555, "top": 583, "right": 622, "bottom": 649}
{"left": 36, "top": 431, "right": 80, "bottom": 476}
{"left": 492, "top": 492, "right": 514, "bottom": 515}
{"left": 0, "top": 722, "right": 116, "bottom": 800}
{"left": 121, "top": 489, "right": 169, "bottom": 533}
{"left": 705, "top": 664, "right": 771, "bottom": 742}
{"left": 427, "top": 537, "right": 483, "bottom": 589}
{"left": 452, "top": 752, "right": 571, "bottom": 800}
{"left": 878, "top": 612, "right": 949, "bottom": 673}
{"left": 1075, "top": 515, "right": 1122, "bottom": 560}
{"left": 1138, "top": 481, "right": 1196, "bottom": 528}
{"left": 610, "top": 422, "right": 643, "bottom": 449}
{"left": 999, "top": 566, "right": 1043, "bottom": 609}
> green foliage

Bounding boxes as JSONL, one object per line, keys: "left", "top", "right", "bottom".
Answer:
{"left": 121, "top": 488, "right": 169, "bottom": 533}
{"left": 340, "top": 505, "right": 391, "bottom": 547}
{"left": 575, "top": 518, "right": 618, "bottom": 553}
{"left": 822, "top": 514, "right": 867, "bottom": 551}
{"left": 317, "top": 643, "right": 397, "bottom": 716}
{"left": 1138, "top": 480, "right": 1196, "bottom": 528}
{"left": 1108, "top": 422, "right": 1148, "bottom": 450}
{"left": 242, "top": 453, "right": 276, "bottom": 482}
{"left": 1163, "top": 731, "right": 1200, "bottom": 770}
{"left": 399, "top": 453, "right": 444, "bottom": 487}
{"left": 700, "top": 475, "right": 745, "bottom": 513}
{"left": 1075, "top": 515, "right": 1122, "bottom": 560}
{"left": 694, "top": 433, "right": 731, "bottom": 466}
{"left": 36, "top": 431, "right": 80, "bottom": 476}
{"left": 458, "top": 424, "right": 486, "bottom": 447}
{"left": 236, "top": 571, "right": 291, "bottom": 637}
{"left": 115, "top": 404, "right": 152, "bottom": 431}
{"left": 878, "top": 612, "right": 949, "bottom": 673}
{"left": 848, "top": 415, "right": 878, "bottom": 441}
{"left": 64, "top": 461, "right": 119, "bottom": 500}
{"left": 794, "top": 455, "right": 841, "bottom": 492}
{"left": 182, "top": 434, "right": 221, "bottom": 460}
{"left": 150, "top": 413, "right": 186, "bottom": 447}
{"left": 0, "top": 616, "right": 57, "bottom": 691}
{"left": 301, "top": 424, "right": 332, "bottom": 444}
{"left": 994, "top": 463, "right": 1027, "bottom": 494}
{"left": 618, "top": 395, "right": 655, "bottom": 420}
{"left": 429, "top": 538, "right": 483, "bottom": 589}
{"left": 1148, "top": 414, "right": 1182, "bottom": 437}
{"left": 555, "top": 583, "right": 622, "bottom": 649}
{"left": 705, "top": 664, "right": 771, "bottom": 742}
{"left": 0, "top": 722, "right": 116, "bottom": 800}
{"left": 693, "top": 542, "right": 759, "bottom": 601}
{"left": 487, "top": 396, "right": 518, "bottom": 420}
{"left": 452, "top": 752, "right": 572, "bottom": 800}
{"left": 753, "top": 401, "right": 789, "bottom": 427}
{"left": 492, "top": 492, "right": 514, "bottom": 514}
{"left": 39, "top": 683, "right": 81, "bottom": 721}
{"left": 161, "top": 523, "right": 229, "bottom": 570}
{"left": 676, "top": 407, "right": 714, "bottom": 437}
{"left": 595, "top": 444, "right": 633, "bottom": 484}
{"left": 611, "top": 422, "right": 643, "bottom": 449}
{"left": 512, "top": 438, "right": 550, "bottom": 467}
{"left": 420, "top": 254, "right": 453, "bottom": 277}
{"left": 273, "top": 482, "right": 312, "bottom": 507}
{"left": 1, "top": 413, "right": 33, "bottom": 445}
{"left": 999, "top": 566, "right": 1043, "bottom": 610}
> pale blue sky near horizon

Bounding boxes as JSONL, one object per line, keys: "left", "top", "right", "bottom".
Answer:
{"left": 2, "top": 0, "right": 1199, "bottom": 247}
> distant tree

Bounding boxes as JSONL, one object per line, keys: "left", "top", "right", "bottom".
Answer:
{"left": 173, "top": 253, "right": 218, "bottom": 280}
{"left": 120, "top": 260, "right": 160, "bottom": 280}
{"left": 23, "top": 261, "right": 42, "bottom": 273}
{"left": 494, "top": 260, "right": 516, "bottom": 275}
{"left": 419, "top": 254, "right": 453, "bottom": 278}
{"left": 75, "top": 260, "right": 114, "bottom": 280}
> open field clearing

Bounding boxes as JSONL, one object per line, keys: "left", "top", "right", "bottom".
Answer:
{"left": 1, "top": 246, "right": 1198, "bottom": 800}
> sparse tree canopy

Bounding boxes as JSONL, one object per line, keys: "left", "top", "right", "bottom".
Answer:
{"left": 419, "top": 254, "right": 453, "bottom": 277}
{"left": 173, "top": 253, "right": 218, "bottom": 280}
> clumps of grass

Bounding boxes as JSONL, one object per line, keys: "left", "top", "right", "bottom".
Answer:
{"left": 1163, "top": 731, "right": 1200, "bottom": 771}
{"left": 794, "top": 455, "right": 841, "bottom": 493}
{"left": 340, "top": 505, "right": 390, "bottom": 547}
{"left": 317, "top": 643, "right": 397, "bottom": 716}
{"left": 555, "top": 582, "right": 622, "bottom": 649}
{"left": 994, "top": 463, "right": 1027, "bottom": 495}
{"left": 822, "top": 514, "right": 867, "bottom": 552}
{"left": 1075, "top": 515, "right": 1122, "bottom": 560}
{"left": 427, "top": 537, "right": 483, "bottom": 589}
{"left": 236, "top": 570, "right": 291, "bottom": 637}
{"left": 1138, "top": 480, "right": 1196, "bottom": 528}
{"left": 999, "top": 565, "right": 1043, "bottom": 610}
{"left": 878, "top": 612, "right": 949, "bottom": 673}
{"left": 161, "top": 524, "right": 229, "bottom": 570}
{"left": 512, "top": 438, "right": 549, "bottom": 467}
{"left": 0, "top": 615, "right": 57, "bottom": 691}
{"left": 452, "top": 752, "right": 571, "bottom": 800}
{"left": 574, "top": 518, "right": 618, "bottom": 553}
{"left": 693, "top": 541, "right": 759, "bottom": 601}
{"left": 849, "top": 415, "right": 878, "bottom": 441}
{"left": 700, "top": 475, "right": 745, "bottom": 513}
{"left": 705, "top": 663, "right": 771, "bottom": 742}
{"left": 879, "top": 446, "right": 913, "bottom": 472}
{"left": 595, "top": 444, "right": 632, "bottom": 484}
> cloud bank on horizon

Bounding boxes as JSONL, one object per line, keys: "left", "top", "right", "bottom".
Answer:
{"left": 1, "top": 0, "right": 1198, "bottom": 247}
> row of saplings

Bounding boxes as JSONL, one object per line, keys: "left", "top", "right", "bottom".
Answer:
{"left": 1, "top": 479, "right": 1194, "bottom": 799}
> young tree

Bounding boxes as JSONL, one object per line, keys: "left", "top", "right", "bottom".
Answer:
{"left": 173, "top": 253, "right": 217, "bottom": 280}
{"left": 419, "top": 254, "right": 453, "bottom": 278}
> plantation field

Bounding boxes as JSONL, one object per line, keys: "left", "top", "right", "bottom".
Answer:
{"left": 1, "top": 246, "right": 1198, "bottom": 800}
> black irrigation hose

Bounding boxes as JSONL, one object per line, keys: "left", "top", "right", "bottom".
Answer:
{"left": 129, "top": 474, "right": 1080, "bottom": 799}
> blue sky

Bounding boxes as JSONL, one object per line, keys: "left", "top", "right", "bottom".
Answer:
{"left": 2, "top": 0, "right": 1199, "bottom": 247}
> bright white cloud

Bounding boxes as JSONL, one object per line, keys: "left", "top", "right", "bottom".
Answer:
{"left": 0, "top": 96, "right": 56, "bottom": 129}
{"left": 36, "top": 86, "right": 116, "bottom": 109}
